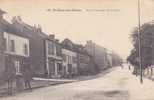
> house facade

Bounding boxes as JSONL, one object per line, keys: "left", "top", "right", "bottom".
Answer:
{"left": 45, "top": 35, "right": 63, "bottom": 78}
{"left": 0, "top": 27, "right": 5, "bottom": 80}
{"left": 61, "top": 39, "right": 78, "bottom": 77}
{"left": 10, "top": 17, "right": 47, "bottom": 77}
{"left": 77, "top": 51, "right": 93, "bottom": 75}
{"left": 62, "top": 48, "right": 78, "bottom": 77}
{"left": 74, "top": 44, "right": 98, "bottom": 75}
{"left": 0, "top": 10, "right": 30, "bottom": 83}
{"left": 106, "top": 50, "right": 113, "bottom": 67}
{"left": 3, "top": 32, "right": 30, "bottom": 75}
{"left": 0, "top": 9, "right": 7, "bottom": 80}
{"left": 85, "top": 40, "right": 108, "bottom": 70}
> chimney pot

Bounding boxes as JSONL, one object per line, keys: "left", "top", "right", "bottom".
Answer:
{"left": 49, "top": 34, "right": 55, "bottom": 40}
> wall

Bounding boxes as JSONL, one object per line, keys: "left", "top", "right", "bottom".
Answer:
{"left": 78, "top": 53, "right": 90, "bottom": 75}
{"left": 62, "top": 48, "right": 77, "bottom": 74}
{"left": 0, "top": 25, "right": 5, "bottom": 82}
{"left": 85, "top": 41, "right": 108, "bottom": 70}
{"left": 3, "top": 32, "right": 29, "bottom": 57}
{"left": 107, "top": 53, "right": 112, "bottom": 67}
{"left": 8, "top": 22, "right": 47, "bottom": 77}
{"left": 45, "top": 39, "right": 63, "bottom": 78}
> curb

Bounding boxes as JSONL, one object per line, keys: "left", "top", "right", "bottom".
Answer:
{"left": 0, "top": 81, "right": 74, "bottom": 97}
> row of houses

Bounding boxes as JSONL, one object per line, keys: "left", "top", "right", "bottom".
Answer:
{"left": 0, "top": 9, "right": 122, "bottom": 81}
{"left": 85, "top": 40, "right": 122, "bottom": 70}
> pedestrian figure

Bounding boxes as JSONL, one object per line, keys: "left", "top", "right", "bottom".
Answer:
{"left": 23, "top": 65, "right": 32, "bottom": 90}
{"left": 129, "top": 65, "right": 131, "bottom": 70}
{"left": 121, "top": 64, "right": 123, "bottom": 69}
{"left": 16, "top": 72, "right": 24, "bottom": 92}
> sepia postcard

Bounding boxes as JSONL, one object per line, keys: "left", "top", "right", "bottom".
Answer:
{"left": 0, "top": 0, "right": 154, "bottom": 100}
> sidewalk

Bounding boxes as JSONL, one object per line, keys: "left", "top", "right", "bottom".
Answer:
{"left": 33, "top": 77, "right": 76, "bottom": 83}
{"left": 142, "top": 68, "right": 154, "bottom": 81}
{"left": 0, "top": 78, "right": 76, "bottom": 97}
{"left": 144, "top": 74, "right": 154, "bottom": 81}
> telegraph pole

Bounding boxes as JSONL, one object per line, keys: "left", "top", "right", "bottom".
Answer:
{"left": 138, "top": 0, "right": 143, "bottom": 83}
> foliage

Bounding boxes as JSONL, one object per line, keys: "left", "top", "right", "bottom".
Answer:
{"left": 127, "top": 22, "right": 154, "bottom": 69}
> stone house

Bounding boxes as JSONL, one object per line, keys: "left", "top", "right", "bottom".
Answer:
{"left": 10, "top": 16, "right": 47, "bottom": 77}
{"left": 61, "top": 39, "right": 78, "bottom": 77}
{"left": 0, "top": 10, "right": 30, "bottom": 86}
{"left": 45, "top": 35, "right": 63, "bottom": 78}
{"left": 0, "top": 9, "right": 9, "bottom": 82}
{"left": 85, "top": 40, "right": 108, "bottom": 70}
{"left": 74, "top": 44, "right": 97, "bottom": 75}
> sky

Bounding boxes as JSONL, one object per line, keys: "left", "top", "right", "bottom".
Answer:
{"left": 0, "top": 0, "right": 154, "bottom": 59}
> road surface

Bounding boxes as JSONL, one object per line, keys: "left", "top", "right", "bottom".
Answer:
{"left": 2, "top": 65, "right": 154, "bottom": 100}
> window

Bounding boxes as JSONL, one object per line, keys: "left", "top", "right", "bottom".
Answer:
{"left": 68, "top": 56, "right": 71, "bottom": 64}
{"left": 62, "top": 54, "right": 67, "bottom": 62}
{"left": 23, "top": 43, "right": 28, "bottom": 55}
{"left": 79, "top": 55, "right": 90, "bottom": 63}
{"left": 48, "top": 41, "right": 55, "bottom": 55}
{"left": 56, "top": 45, "right": 61, "bottom": 56}
{"left": 73, "top": 57, "right": 77, "bottom": 63}
{"left": 14, "top": 60, "right": 20, "bottom": 74}
{"left": 3, "top": 38, "right": 7, "bottom": 51}
{"left": 68, "top": 56, "right": 73, "bottom": 64}
{"left": 10, "top": 40, "right": 15, "bottom": 52}
{"left": 57, "top": 63, "right": 62, "bottom": 72}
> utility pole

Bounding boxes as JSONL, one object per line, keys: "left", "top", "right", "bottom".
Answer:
{"left": 138, "top": 0, "right": 143, "bottom": 83}
{"left": 93, "top": 43, "right": 95, "bottom": 60}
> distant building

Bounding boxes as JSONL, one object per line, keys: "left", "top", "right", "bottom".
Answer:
{"left": 111, "top": 52, "right": 122, "bottom": 66}
{"left": 85, "top": 40, "right": 108, "bottom": 70}
{"left": 61, "top": 39, "right": 98, "bottom": 76}
{"left": 106, "top": 50, "right": 113, "bottom": 67}
{"left": 74, "top": 44, "right": 97, "bottom": 75}
{"left": 45, "top": 35, "right": 63, "bottom": 78}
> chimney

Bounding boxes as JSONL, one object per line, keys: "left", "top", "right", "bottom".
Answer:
{"left": 12, "top": 16, "right": 23, "bottom": 24}
{"left": 33, "top": 24, "right": 37, "bottom": 32}
{"left": 12, "top": 16, "right": 17, "bottom": 24}
{"left": 55, "top": 39, "right": 59, "bottom": 43}
{"left": 36, "top": 24, "right": 42, "bottom": 33}
{"left": 49, "top": 34, "right": 55, "bottom": 40}
{"left": 87, "top": 40, "right": 93, "bottom": 44}
{"left": 17, "top": 16, "right": 22, "bottom": 22}
{"left": 0, "top": 9, "right": 6, "bottom": 21}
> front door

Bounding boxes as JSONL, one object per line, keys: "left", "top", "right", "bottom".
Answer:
{"left": 48, "top": 60, "right": 55, "bottom": 77}
{"left": 57, "top": 63, "right": 62, "bottom": 75}
{"left": 68, "top": 64, "right": 72, "bottom": 74}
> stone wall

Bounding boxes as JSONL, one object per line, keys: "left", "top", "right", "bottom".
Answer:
{"left": 0, "top": 25, "right": 5, "bottom": 83}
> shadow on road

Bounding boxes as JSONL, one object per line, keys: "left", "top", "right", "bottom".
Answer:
{"left": 73, "top": 90, "right": 129, "bottom": 100}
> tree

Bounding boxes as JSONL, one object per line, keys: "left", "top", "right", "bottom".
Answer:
{"left": 128, "top": 22, "right": 154, "bottom": 74}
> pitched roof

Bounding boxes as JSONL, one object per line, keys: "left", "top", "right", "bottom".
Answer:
{"left": 61, "top": 38, "right": 90, "bottom": 56}
{"left": 11, "top": 17, "right": 48, "bottom": 38}
{"left": 0, "top": 9, "right": 6, "bottom": 14}
{"left": 61, "top": 38, "right": 75, "bottom": 51}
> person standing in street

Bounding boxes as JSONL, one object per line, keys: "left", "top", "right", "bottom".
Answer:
{"left": 129, "top": 65, "right": 131, "bottom": 70}
{"left": 121, "top": 64, "right": 124, "bottom": 69}
{"left": 23, "top": 65, "right": 33, "bottom": 90}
